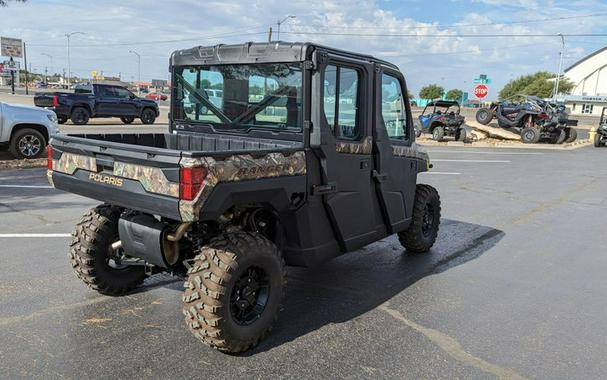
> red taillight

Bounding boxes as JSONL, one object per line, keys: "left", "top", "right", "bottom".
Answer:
{"left": 52, "top": 95, "right": 59, "bottom": 107}
{"left": 180, "top": 166, "right": 207, "bottom": 201}
{"left": 47, "top": 145, "right": 53, "bottom": 170}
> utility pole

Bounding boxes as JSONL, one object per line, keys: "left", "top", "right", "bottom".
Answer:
{"left": 44, "top": 67, "right": 48, "bottom": 84}
{"left": 276, "top": 15, "right": 296, "bottom": 41}
{"left": 23, "top": 42, "right": 29, "bottom": 95}
{"left": 9, "top": 57, "right": 15, "bottom": 95}
{"left": 129, "top": 50, "right": 141, "bottom": 95}
{"left": 41, "top": 53, "right": 53, "bottom": 81}
{"left": 268, "top": 27, "right": 273, "bottom": 42}
{"left": 65, "top": 31, "right": 85, "bottom": 89}
{"left": 553, "top": 33, "right": 565, "bottom": 101}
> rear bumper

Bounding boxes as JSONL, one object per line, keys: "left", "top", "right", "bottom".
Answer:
{"left": 51, "top": 170, "right": 182, "bottom": 221}
{"left": 42, "top": 106, "right": 70, "bottom": 117}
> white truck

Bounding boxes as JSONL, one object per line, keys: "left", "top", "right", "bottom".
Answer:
{"left": 0, "top": 101, "right": 59, "bottom": 158}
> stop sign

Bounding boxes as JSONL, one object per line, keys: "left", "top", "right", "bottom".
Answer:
{"left": 474, "top": 84, "right": 489, "bottom": 99}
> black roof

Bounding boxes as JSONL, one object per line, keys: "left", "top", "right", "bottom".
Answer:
{"left": 170, "top": 41, "right": 398, "bottom": 70}
{"left": 426, "top": 100, "right": 460, "bottom": 107}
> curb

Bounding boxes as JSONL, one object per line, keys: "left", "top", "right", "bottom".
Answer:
{"left": 419, "top": 139, "right": 592, "bottom": 151}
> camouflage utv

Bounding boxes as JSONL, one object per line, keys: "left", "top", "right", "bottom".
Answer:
{"left": 47, "top": 42, "right": 441, "bottom": 353}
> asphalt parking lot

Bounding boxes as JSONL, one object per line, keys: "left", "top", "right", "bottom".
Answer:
{"left": 1, "top": 145, "right": 606, "bottom": 379}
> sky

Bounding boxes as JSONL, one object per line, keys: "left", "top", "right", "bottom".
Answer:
{"left": 1, "top": 0, "right": 606, "bottom": 99}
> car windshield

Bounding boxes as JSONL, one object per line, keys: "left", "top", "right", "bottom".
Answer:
{"left": 173, "top": 63, "right": 303, "bottom": 131}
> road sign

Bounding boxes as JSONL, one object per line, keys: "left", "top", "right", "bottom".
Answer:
{"left": 0, "top": 60, "right": 19, "bottom": 77}
{"left": 474, "top": 84, "right": 489, "bottom": 99}
{"left": 1, "top": 37, "right": 23, "bottom": 58}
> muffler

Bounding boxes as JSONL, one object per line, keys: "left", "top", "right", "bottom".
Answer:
{"left": 118, "top": 214, "right": 189, "bottom": 268}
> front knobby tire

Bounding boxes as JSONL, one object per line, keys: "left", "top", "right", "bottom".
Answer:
{"left": 69, "top": 204, "right": 146, "bottom": 296}
{"left": 182, "top": 232, "right": 285, "bottom": 353}
{"left": 398, "top": 184, "right": 441, "bottom": 253}
{"left": 432, "top": 126, "right": 445, "bottom": 142}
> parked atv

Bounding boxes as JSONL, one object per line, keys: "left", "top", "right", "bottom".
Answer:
{"left": 418, "top": 100, "right": 467, "bottom": 142}
{"left": 595, "top": 107, "right": 607, "bottom": 147}
{"left": 476, "top": 96, "right": 578, "bottom": 144}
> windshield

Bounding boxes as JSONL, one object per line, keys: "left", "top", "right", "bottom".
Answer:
{"left": 172, "top": 63, "right": 303, "bottom": 131}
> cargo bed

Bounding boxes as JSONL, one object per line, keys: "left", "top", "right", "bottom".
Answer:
{"left": 48, "top": 132, "right": 303, "bottom": 221}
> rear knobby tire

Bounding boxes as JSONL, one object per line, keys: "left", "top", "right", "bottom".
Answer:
{"left": 564, "top": 128, "right": 577, "bottom": 143}
{"left": 398, "top": 184, "right": 441, "bottom": 253}
{"left": 456, "top": 128, "right": 467, "bottom": 142}
{"left": 69, "top": 204, "right": 146, "bottom": 296}
{"left": 551, "top": 129, "right": 566, "bottom": 144}
{"left": 476, "top": 108, "right": 493, "bottom": 125}
{"left": 182, "top": 232, "right": 285, "bottom": 353}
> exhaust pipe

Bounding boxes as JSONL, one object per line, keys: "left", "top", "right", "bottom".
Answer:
{"left": 117, "top": 214, "right": 191, "bottom": 268}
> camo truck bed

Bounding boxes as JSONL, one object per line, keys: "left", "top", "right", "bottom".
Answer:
{"left": 47, "top": 132, "right": 305, "bottom": 221}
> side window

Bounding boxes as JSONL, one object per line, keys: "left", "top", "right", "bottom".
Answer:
{"left": 381, "top": 74, "right": 408, "bottom": 140}
{"left": 114, "top": 87, "right": 132, "bottom": 99}
{"left": 323, "top": 64, "right": 360, "bottom": 139}
{"left": 98, "top": 87, "right": 115, "bottom": 97}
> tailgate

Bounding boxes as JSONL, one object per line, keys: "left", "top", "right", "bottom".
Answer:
{"left": 48, "top": 135, "right": 183, "bottom": 220}
{"left": 34, "top": 93, "right": 56, "bottom": 107}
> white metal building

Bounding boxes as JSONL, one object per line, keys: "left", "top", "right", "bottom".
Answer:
{"left": 562, "top": 46, "right": 607, "bottom": 117}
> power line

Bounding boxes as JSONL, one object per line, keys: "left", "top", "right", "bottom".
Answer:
{"left": 307, "top": 11, "right": 607, "bottom": 31}
{"left": 28, "top": 29, "right": 268, "bottom": 48}
{"left": 282, "top": 31, "right": 607, "bottom": 38}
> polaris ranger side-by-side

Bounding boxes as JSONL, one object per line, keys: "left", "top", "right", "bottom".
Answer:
{"left": 47, "top": 42, "right": 441, "bottom": 353}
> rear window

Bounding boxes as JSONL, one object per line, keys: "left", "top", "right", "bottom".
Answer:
{"left": 74, "top": 85, "right": 92, "bottom": 94}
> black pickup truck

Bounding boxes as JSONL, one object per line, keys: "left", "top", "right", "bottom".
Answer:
{"left": 34, "top": 84, "right": 159, "bottom": 125}
{"left": 47, "top": 42, "right": 440, "bottom": 353}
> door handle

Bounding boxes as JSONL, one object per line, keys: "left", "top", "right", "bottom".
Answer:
{"left": 372, "top": 170, "right": 388, "bottom": 183}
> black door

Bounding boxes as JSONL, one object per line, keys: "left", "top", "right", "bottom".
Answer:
{"left": 113, "top": 87, "right": 139, "bottom": 116}
{"left": 95, "top": 86, "right": 121, "bottom": 116}
{"left": 372, "top": 67, "right": 418, "bottom": 233}
{"left": 311, "top": 53, "right": 386, "bottom": 252}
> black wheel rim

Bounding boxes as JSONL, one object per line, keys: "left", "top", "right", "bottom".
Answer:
{"left": 479, "top": 111, "right": 487, "bottom": 121}
{"left": 421, "top": 203, "right": 435, "bottom": 237}
{"left": 523, "top": 130, "right": 534, "bottom": 141}
{"left": 230, "top": 266, "right": 270, "bottom": 326}
{"left": 18, "top": 135, "right": 42, "bottom": 157}
{"left": 75, "top": 110, "right": 86, "bottom": 123}
{"left": 143, "top": 111, "right": 153, "bottom": 123}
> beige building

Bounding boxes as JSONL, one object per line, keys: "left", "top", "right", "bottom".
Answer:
{"left": 562, "top": 46, "right": 607, "bottom": 117}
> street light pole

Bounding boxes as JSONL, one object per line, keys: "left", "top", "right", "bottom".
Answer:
{"left": 129, "top": 50, "right": 141, "bottom": 95}
{"left": 65, "top": 31, "right": 84, "bottom": 89}
{"left": 41, "top": 53, "right": 52, "bottom": 84}
{"left": 276, "top": 15, "right": 296, "bottom": 41}
{"left": 553, "top": 33, "right": 565, "bottom": 101}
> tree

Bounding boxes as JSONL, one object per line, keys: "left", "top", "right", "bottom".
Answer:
{"left": 498, "top": 71, "right": 575, "bottom": 100}
{"left": 445, "top": 89, "right": 463, "bottom": 101}
{"left": 0, "top": 0, "right": 26, "bottom": 6}
{"left": 419, "top": 84, "right": 444, "bottom": 100}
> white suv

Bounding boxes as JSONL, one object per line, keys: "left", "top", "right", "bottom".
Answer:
{"left": 0, "top": 102, "right": 59, "bottom": 159}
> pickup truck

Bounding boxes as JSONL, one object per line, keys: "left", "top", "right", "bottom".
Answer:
{"left": 48, "top": 42, "right": 440, "bottom": 353}
{"left": 34, "top": 84, "right": 159, "bottom": 125}
{"left": 0, "top": 101, "right": 58, "bottom": 158}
